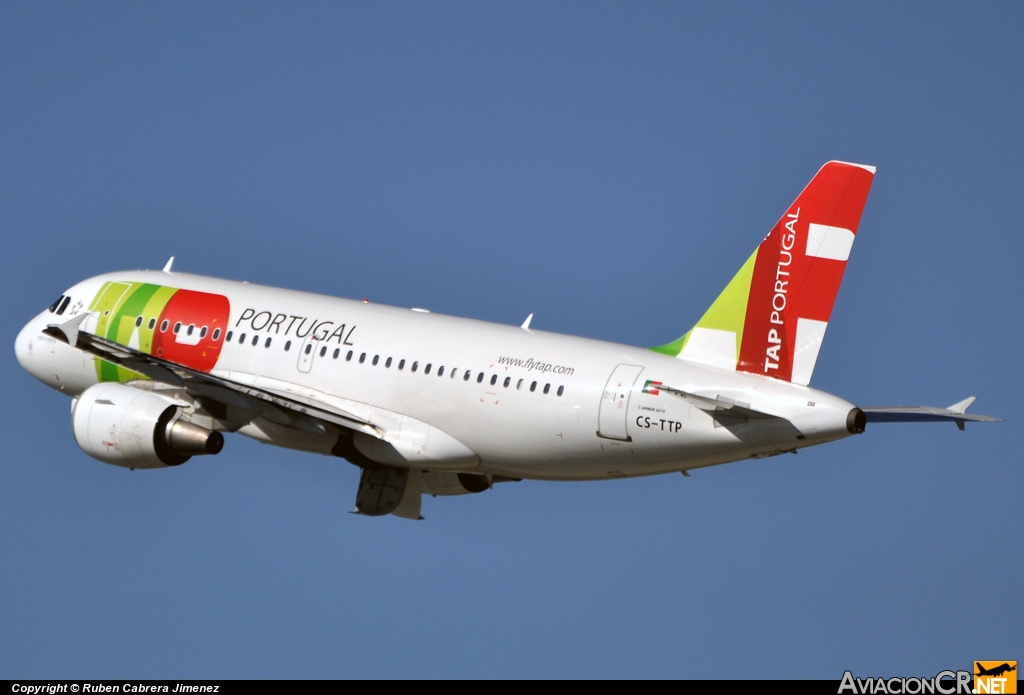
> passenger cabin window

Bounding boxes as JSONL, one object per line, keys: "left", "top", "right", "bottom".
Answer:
{"left": 386, "top": 357, "right": 392, "bottom": 368}
{"left": 347, "top": 351, "right": 353, "bottom": 361}
{"left": 424, "top": 364, "right": 431, "bottom": 375}
{"left": 543, "top": 383, "right": 551, "bottom": 394}
{"left": 135, "top": 316, "right": 143, "bottom": 328}
{"left": 477, "top": 372, "right": 484, "bottom": 383}
{"left": 490, "top": 375, "right": 497, "bottom": 386}
{"left": 359, "top": 353, "right": 366, "bottom": 364}
{"left": 373, "top": 355, "right": 379, "bottom": 366}
{"left": 148, "top": 318, "right": 156, "bottom": 330}
{"left": 187, "top": 325, "right": 195, "bottom": 336}
{"left": 398, "top": 359, "right": 405, "bottom": 370}
{"left": 174, "top": 322, "right": 182, "bottom": 334}
{"left": 225, "top": 330, "right": 232, "bottom": 341}
{"left": 265, "top": 338, "right": 272, "bottom": 348}
{"left": 438, "top": 366, "right": 445, "bottom": 377}
{"left": 162, "top": 321, "right": 170, "bottom": 333}
{"left": 530, "top": 381, "right": 537, "bottom": 392}
{"left": 503, "top": 377, "right": 510, "bottom": 388}
{"left": 284, "top": 340, "right": 291, "bottom": 351}
{"left": 238, "top": 333, "right": 246, "bottom": 343}
{"left": 212, "top": 328, "right": 221, "bottom": 341}
{"left": 464, "top": 370, "right": 471, "bottom": 381}
{"left": 517, "top": 379, "right": 523, "bottom": 390}
{"left": 411, "top": 361, "right": 418, "bottom": 372}
{"left": 333, "top": 349, "right": 340, "bottom": 359}
{"left": 557, "top": 386, "right": 564, "bottom": 396}
{"left": 251, "top": 335, "right": 259, "bottom": 346}
{"left": 320, "top": 346, "right": 327, "bottom": 357}
{"left": 304, "top": 344, "right": 312, "bottom": 354}
{"left": 200, "top": 327, "right": 208, "bottom": 338}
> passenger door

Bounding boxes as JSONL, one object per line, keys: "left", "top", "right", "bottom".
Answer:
{"left": 597, "top": 364, "right": 645, "bottom": 440}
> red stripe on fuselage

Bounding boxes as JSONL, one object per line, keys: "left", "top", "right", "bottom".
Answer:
{"left": 151, "top": 290, "right": 230, "bottom": 372}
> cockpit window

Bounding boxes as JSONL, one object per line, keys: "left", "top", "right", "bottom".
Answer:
{"left": 56, "top": 296, "right": 71, "bottom": 315}
{"left": 49, "top": 296, "right": 64, "bottom": 313}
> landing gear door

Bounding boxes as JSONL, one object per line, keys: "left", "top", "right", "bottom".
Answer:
{"left": 598, "top": 364, "right": 645, "bottom": 441}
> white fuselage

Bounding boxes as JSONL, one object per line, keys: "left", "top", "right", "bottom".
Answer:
{"left": 16, "top": 270, "right": 858, "bottom": 480}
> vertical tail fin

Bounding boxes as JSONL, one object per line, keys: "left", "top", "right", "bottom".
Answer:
{"left": 652, "top": 161, "right": 876, "bottom": 385}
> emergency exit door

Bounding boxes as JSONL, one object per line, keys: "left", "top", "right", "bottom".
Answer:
{"left": 296, "top": 334, "right": 318, "bottom": 373}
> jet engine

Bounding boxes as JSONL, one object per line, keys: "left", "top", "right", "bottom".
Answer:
{"left": 71, "top": 382, "right": 224, "bottom": 469}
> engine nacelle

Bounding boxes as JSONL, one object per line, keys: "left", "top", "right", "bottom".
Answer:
{"left": 71, "top": 382, "right": 224, "bottom": 469}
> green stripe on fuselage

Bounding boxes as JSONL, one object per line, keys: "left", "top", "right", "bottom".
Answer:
{"left": 138, "top": 285, "right": 177, "bottom": 354}
{"left": 91, "top": 281, "right": 133, "bottom": 339}
{"left": 108, "top": 283, "right": 160, "bottom": 342}
{"left": 89, "top": 281, "right": 178, "bottom": 383}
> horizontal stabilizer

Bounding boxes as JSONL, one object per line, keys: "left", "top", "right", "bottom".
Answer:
{"left": 861, "top": 397, "right": 1000, "bottom": 431}
{"left": 655, "top": 383, "right": 782, "bottom": 420}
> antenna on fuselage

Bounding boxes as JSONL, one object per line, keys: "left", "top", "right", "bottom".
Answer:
{"left": 162, "top": 256, "right": 175, "bottom": 274}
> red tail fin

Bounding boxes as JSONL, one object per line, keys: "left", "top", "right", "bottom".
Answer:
{"left": 737, "top": 161, "right": 875, "bottom": 384}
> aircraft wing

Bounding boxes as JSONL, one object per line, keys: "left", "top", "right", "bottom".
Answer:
{"left": 44, "top": 314, "right": 376, "bottom": 437}
{"left": 860, "top": 397, "right": 1001, "bottom": 430}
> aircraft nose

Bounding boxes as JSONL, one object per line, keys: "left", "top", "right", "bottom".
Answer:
{"left": 15, "top": 320, "right": 35, "bottom": 369}
{"left": 15, "top": 315, "right": 51, "bottom": 380}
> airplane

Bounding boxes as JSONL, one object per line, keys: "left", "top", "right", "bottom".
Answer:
{"left": 14, "top": 161, "right": 1000, "bottom": 520}
{"left": 976, "top": 663, "right": 1017, "bottom": 678}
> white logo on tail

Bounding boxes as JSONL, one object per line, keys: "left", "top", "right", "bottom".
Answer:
{"left": 765, "top": 207, "right": 798, "bottom": 372}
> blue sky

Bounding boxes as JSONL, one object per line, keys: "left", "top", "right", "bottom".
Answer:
{"left": 1, "top": 2, "right": 1021, "bottom": 678}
